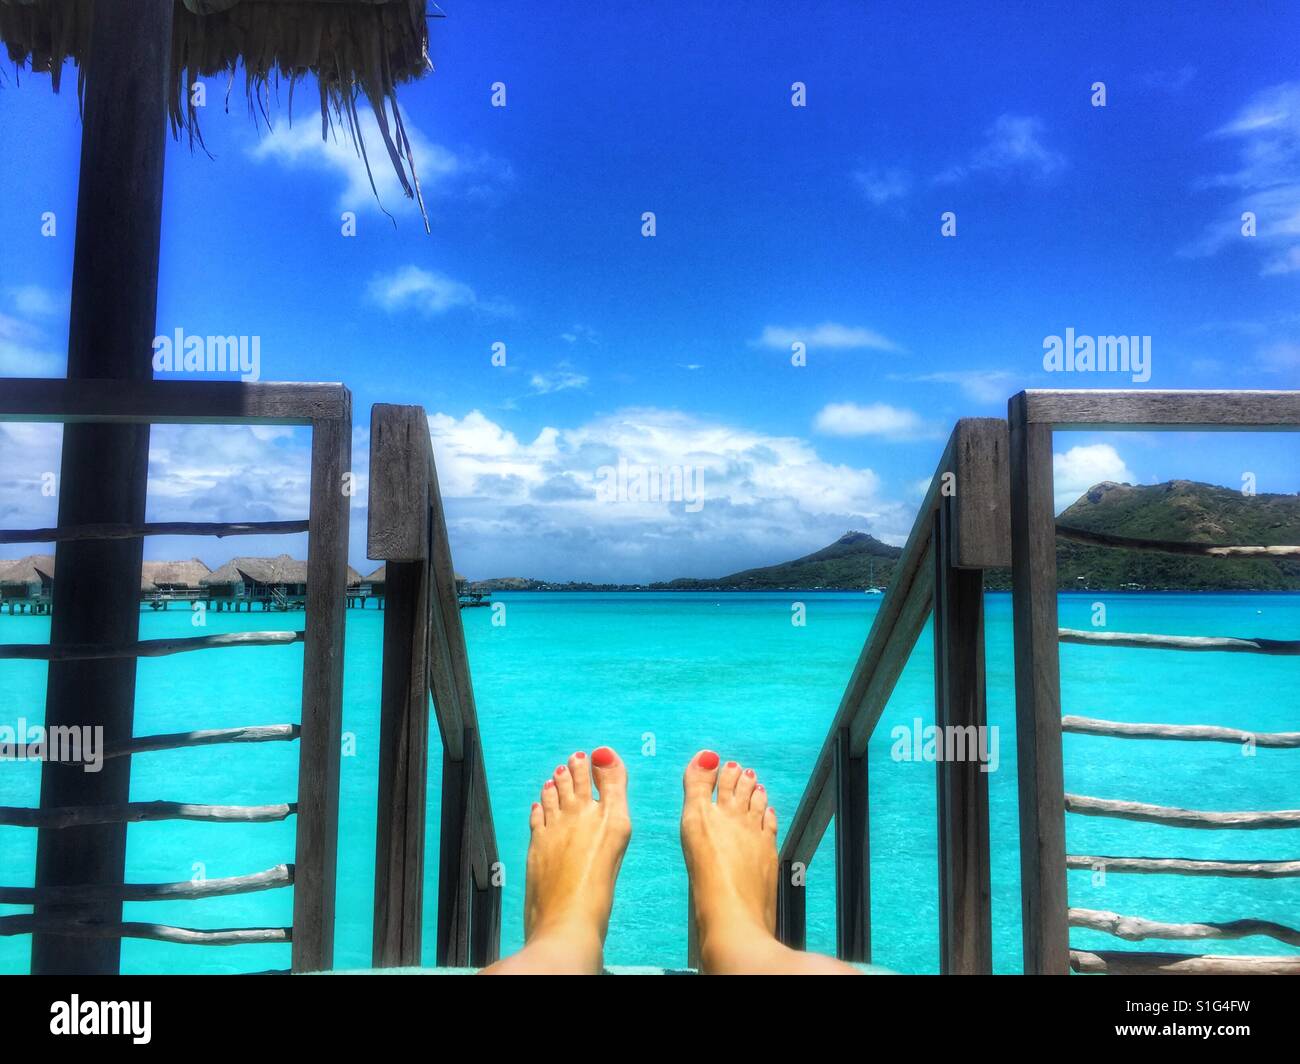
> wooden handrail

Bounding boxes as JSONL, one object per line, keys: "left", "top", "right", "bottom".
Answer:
{"left": 0, "top": 630, "right": 305, "bottom": 661}
{"left": 1067, "top": 854, "right": 1300, "bottom": 878}
{"left": 1055, "top": 524, "right": 1300, "bottom": 557}
{"left": 1069, "top": 950, "right": 1300, "bottom": 975}
{"left": 0, "top": 917, "right": 290, "bottom": 945}
{"left": 0, "top": 801, "right": 295, "bottom": 829}
{"left": 0, "top": 519, "right": 309, "bottom": 544}
{"left": 1070, "top": 907, "right": 1300, "bottom": 946}
{"left": 1059, "top": 629, "right": 1300, "bottom": 655}
{"left": 1062, "top": 716, "right": 1300, "bottom": 747}
{"left": 1065, "top": 794, "right": 1300, "bottom": 829}
{"left": 6, "top": 725, "right": 301, "bottom": 765}
{"left": 0, "top": 865, "right": 293, "bottom": 904}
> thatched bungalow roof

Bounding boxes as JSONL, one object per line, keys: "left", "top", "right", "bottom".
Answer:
{"left": 0, "top": 553, "right": 56, "bottom": 593}
{"left": 141, "top": 558, "right": 211, "bottom": 591}
{"left": 346, "top": 565, "right": 364, "bottom": 587}
{"left": 364, "top": 563, "right": 385, "bottom": 583}
{"left": 200, "top": 553, "right": 309, "bottom": 587}
{"left": 0, "top": 0, "right": 437, "bottom": 225}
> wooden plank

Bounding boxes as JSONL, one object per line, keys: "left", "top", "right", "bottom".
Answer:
{"left": 366, "top": 405, "right": 431, "bottom": 562}
{"left": 1008, "top": 392, "right": 1069, "bottom": 975}
{"left": 833, "top": 727, "right": 869, "bottom": 962}
{"left": 1065, "top": 794, "right": 1300, "bottom": 829}
{"left": 1060, "top": 629, "right": 1300, "bottom": 655}
{"left": 1069, "top": 949, "right": 1300, "bottom": 975}
{"left": 1055, "top": 524, "right": 1300, "bottom": 557}
{"left": 951, "top": 418, "right": 1011, "bottom": 569}
{"left": 0, "top": 519, "right": 308, "bottom": 544}
{"left": 0, "top": 630, "right": 304, "bottom": 661}
{"left": 0, "top": 866, "right": 293, "bottom": 905}
{"left": 372, "top": 558, "right": 431, "bottom": 968}
{"left": 1069, "top": 908, "right": 1300, "bottom": 946}
{"left": 1062, "top": 717, "right": 1300, "bottom": 748}
{"left": 30, "top": 0, "right": 173, "bottom": 977}
{"left": 775, "top": 859, "right": 806, "bottom": 951}
{"left": 1022, "top": 389, "right": 1300, "bottom": 430}
{"left": 933, "top": 499, "right": 993, "bottom": 975}
{"left": 0, "top": 378, "right": 348, "bottom": 426}
{"left": 291, "top": 410, "right": 351, "bottom": 973}
{"left": 17, "top": 725, "right": 299, "bottom": 765}
{"left": 436, "top": 734, "right": 475, "bottom": 966}
{"left": 1067, "top": 855, "right": 1300, "bottom": 878}
{"left": 1, "top": 802, "right": 294, "bottom": 828}
{"left": 1, "top": 917, "right": 290, "bottom": 945}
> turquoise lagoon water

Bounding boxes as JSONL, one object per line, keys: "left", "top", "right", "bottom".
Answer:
{"left": 1, "top": 591, "right": 1296, "bottom": 973}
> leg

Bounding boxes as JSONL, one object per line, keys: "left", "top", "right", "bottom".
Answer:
{"left": 479, "top": 747, "right": 631, "bottom": 974}
{"left": 681, "top": 750, "right": 861, "bottom": 975}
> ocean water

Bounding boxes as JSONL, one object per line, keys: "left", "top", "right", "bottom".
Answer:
{"left": 1, "top": 590, "right": 1296, "bottom": 974}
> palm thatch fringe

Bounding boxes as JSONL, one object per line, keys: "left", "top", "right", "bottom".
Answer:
{"left": 0, "top": 0, "right": 437, "bottom": 230}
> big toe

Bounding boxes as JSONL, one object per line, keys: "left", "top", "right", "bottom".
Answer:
{"left": 683, "top": 749, "right": 721, "bottom": 807}
{"left": 590, "top": 746, "right": 628, "bottom": 808}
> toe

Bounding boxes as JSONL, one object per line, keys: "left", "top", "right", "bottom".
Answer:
{"left": 529, "top": 800, "right": 544, "bottom": 832}
{"left": 683, "top": 749, "right": 720, "bottom": 806}
{"left": 749, "top": 782, "right": 768, "bottom": 819}
{"left": 568, "top": 751, "right": 592, "bottom": 800}
{"left": 590, "top": 746, "right": 627, "bottom": 804}
{"left": 541, "top": 778, "right": 560, "bottom": 821}
{"left": 763, "top": 806, "right": 778, "bottom": 835}
{"left": 553, "top": 763, "right": 575, "bottom": 806}
{"left": 734, "top": 766, "right": 758, "bottom": 809}
{"left": 717, "top": 759, "right": 742, "bottom": 807}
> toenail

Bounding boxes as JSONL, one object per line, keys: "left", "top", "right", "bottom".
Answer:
{"left": 698, "top": 751, "right": 720, "bottom": 770}
{"left": 725, "top": 761, "right": 738, "bottom": 768}
{"left": 744, "top": 768, "right": 756, "bottom": 777}
{"left": 592, "top": 746, "right": 616, "bottom": 767}
{"left": 573, "top": 751, "right": 586, "bottom": 759}
{"left": 544, "top": 780, "right": 555, "bottom": 789}
{"left": 755, "top": 784, "right": 765, "bottom": 791}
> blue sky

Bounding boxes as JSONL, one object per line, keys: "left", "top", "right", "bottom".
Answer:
{"left": 1, "top": 1, "right": 1298, "bottom": 581}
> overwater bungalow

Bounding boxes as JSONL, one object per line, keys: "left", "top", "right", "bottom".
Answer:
{"left": 0, "top": 554, "right": 55, "bottom": 614}
{"left": 456, "top": 573, "right": 491, "bottom": 609}
{"left": 352, "top": 564, "right": 386, "bottom": 607}
{"left": 199, "top": 554, "right": 309, "bottom": 611}
{"left": 141, "top": 559, "right": 211, "bottom": 609}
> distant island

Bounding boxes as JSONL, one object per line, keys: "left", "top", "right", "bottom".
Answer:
{"left": 467, "top": 480, "right": 1300, "bottom": 594}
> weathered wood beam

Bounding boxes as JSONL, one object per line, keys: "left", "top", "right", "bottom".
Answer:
{"left": 0, "top": 630, "right": 304, "bottom": 661}
{"left": 1065, "top": 794, "right": 1300, "bottom": 830}
{"left": 1067, "top": 854, "right": 1300, "bottom": 878}
{"left": 0, "top": 865, "right": 293, "bottom": 905}
{"left": 833, "top": 727, "right": 869, "bottom": 963}
{"left": 1063, "top": 716, "right": 1300, "bottom": 748}
{"left": 1060, "top": 629, "right": 1300, "bottom": 655}
{"left": 1021, "top": 389, "right": 1300, "bottom": 431}
{"left": 0, "top": 519, "right": 308, "bottom": 544}
{"left": 776, "top": 859, "right": 806, "bottom": 951}
{"left": 1055, "top": 524, "right": 1300, "bottom": 557}
{"left": 1069, "top": 949, "right": 1300, "bottom": 975}
{"left": 1070, "top": 907, "right": 1300, "bottom": 946}
{"left": 1, "top": 802, "right": 294, "bottom": 829}
{"left": 1, "top": 917, "right": 290, "bottom": 946}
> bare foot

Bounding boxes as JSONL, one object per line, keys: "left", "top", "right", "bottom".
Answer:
{"left": 480, "top": 747, "right": 631, "bottom": 975}
{"left": 680, "top": 750, "right": 860, "bottom": 975}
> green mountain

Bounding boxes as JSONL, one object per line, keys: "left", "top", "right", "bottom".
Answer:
{"left": 649, "top": 531, "right": 902, "bottom": 591}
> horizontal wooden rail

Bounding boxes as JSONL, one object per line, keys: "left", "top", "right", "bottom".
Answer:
{"left": 0, "top": 916, "right": 290, "bottom": 946}
{"left": 5, "top": 725, "right": 301, "bottom": 765}
{"left": 0, "top": 630, "right": 305, "bottom": 661}
{"left": 0, "top": 801, "right": 295, "bottom": 829}
{"left": 1020, "top": 389, "right": 1300, "bottom": 431}
{"left": 1055, "top": 524, "right": 1300, "bottom": 558}
{"left": 1062, "top": 716, "right": 1300, "bottom": 748}
{"left": 1065, "top": 794, "right": 1300, "bottom": 830}
{"left": 1070, "top": 907, "right": 1300, "bottom": 946}
{"left": 1059, "top": 628, "right": 1300, "bottom": 655}
{"left": 0, "top": 865, "right": 293, "bottom": 905}
{"left": 1068, "top": 854, "right": 1300, "bottom": 878}
{"left": 1070, "top": 949, "right": 1300, "bottom": 975}
{"left": 0, "top": 519, "right": 309, "bottom": 544}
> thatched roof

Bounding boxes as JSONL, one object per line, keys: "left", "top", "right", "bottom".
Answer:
{"left": 0, "top": 553, "right": 55, "bottom": 591}
{"left": 141, "top": 558, "right": 211, "bottom": 591}
{"left": 364, "top": 563, "right": 385, "bottom": 582}
{"left": 200, "top": 553, "right": 308, "bottom": 586}
{"left": 0, "top": 0, "right": 436, "bottom": 227}
{"left": 346, "top": 565, "right": 364, "bottom": 587}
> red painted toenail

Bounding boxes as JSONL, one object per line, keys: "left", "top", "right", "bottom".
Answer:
{"left": 544, "top": 780, "right": 555, "bottom": 789}
{"left": 725, "top": 761, "right": 738, "bottom": 768}
{"left": 591, "top": 746, "right": 616, "bottom": 767}
{"left": 574, "top": 751, "right": 586, "bottom": 759}
{"left": 744, "top": 768, "right": 756, "bottom": 778}
{"left": 755, "top": 784, "right": 765, "bottom": 791}
{"left": 698, "top": 750, "right": 720, "bottom": 770}
{"left": 556, "top": 765, "right": 566, "bottom": 774}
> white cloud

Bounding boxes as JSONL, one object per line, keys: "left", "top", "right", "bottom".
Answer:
{"left": 368, "top": 265, "right": 511, "bottom": 317}
{"left": 896, "top": 369, "right": 1017, "bottom": 404}
{"left": 853, "top": 166, "right": 911, "bottom": 205}
{"left": 424, "top": 407, "right": 912, "bottom": 581}
{"left": 812, "top": 402, "right": 937, "bottom": 440}
{"left": 936, "top": 114, "right": 1066, "bottom": 184}
{"left": 756, "top": 322, "right": 899, "bottom": 352}
{"left": 529, "top": 366, "right": 589, "bottom": 394}
{"left": 1053, "top": 443, "right": 1136, "bottom": 514}
{"left": 0, "top": 312, "right": 62, "bottom": 376}
{"left": 7, "top": 285, "right": 63, "bottom": 317}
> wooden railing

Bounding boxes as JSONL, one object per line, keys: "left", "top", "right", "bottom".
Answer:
{"left": 367, "top": 404, "right": 501, "bottom": 969}
{"left": 1008, "top": 388, "right": 1300, "bottom": 976}
{"left": 772, "top": 418, "right": 1011, "bottom": 973}
{"left": 0, "top": 378, "right": 351, "bottom": 973}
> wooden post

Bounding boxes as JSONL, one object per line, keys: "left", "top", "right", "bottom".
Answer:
{"left": 371, "top": 559, "right": 431, "bottom": 967}
{"left": 933, "top": 499, "right": 993, "bottom": 974}
{"left": 776, "top": 859, "right": 806, "bottom": 950}
{"left": 833, "top": 727, "right": 869, "bottom": 962}
{"left": 437, "top": 729, "right": 476, "bottom": 967}
{"left": 291, "top": 410, "right": 351, "bottom": 972}
{"left": 1007, "top": 393, "right": 1069, "bottom": 974}
{"left": 33, "top": 0, "right": 172, "bottom": 975}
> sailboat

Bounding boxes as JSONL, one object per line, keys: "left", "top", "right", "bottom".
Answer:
{"left": 864, "top": 559, "right": 884, "bottom": 595}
